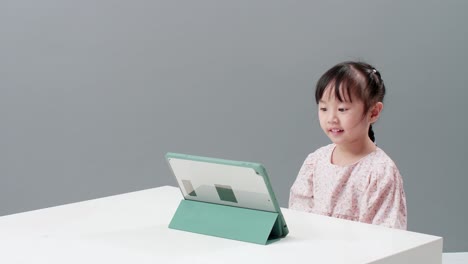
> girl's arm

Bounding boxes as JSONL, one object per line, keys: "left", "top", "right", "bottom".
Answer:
{"left": 359, "top": 164, "right": 407, "bottom": 230}
{"left": 289, "top": 153, "right": 316, "bottom": 212}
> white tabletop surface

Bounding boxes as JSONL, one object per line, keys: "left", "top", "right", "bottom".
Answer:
{"left": 0, "top": 186, "right": 444, "bottom": 264}
{"left": 442, "top": 252, "right": 468, "bottom": 264}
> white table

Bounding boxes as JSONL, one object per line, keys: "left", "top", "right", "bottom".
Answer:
{"left": 442, "top": 252, "right": 468, "bottom": 264}
{"left": 0, "top": 186, "right": 442, "bottom": 264}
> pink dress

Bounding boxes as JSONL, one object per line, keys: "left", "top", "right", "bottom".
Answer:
{"left": 289, "top": 144, "right": 407, "bottom": 229}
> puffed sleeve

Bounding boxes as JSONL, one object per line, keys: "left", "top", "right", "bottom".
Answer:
{"left": 289, "top": 153, "right": 316, "bottom": 212}
{"left": 359, "top": 163, "right": 407, "bottom": 229}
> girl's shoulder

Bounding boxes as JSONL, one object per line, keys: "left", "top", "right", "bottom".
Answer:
{"left": 363, "top": 147, "right": 403, "bottom": 180}
{"left": 371, "top": 147, "right": 398, "bottom": 168}
{"left": 304, "top": 144, "right": 335, "bottom": 163}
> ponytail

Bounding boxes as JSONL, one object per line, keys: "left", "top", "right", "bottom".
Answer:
{"left": 368, "top": 125, "right": 375, "bottom": 142}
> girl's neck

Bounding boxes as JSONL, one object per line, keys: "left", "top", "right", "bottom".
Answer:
{"left": 331, "top": 138, "right": 377, "bottom": 166}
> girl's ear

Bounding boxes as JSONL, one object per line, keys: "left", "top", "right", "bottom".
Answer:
{"left": 370, "top": 102, "right": 383, "bottom": 123}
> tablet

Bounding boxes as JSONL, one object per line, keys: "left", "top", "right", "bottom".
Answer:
{"left": 166, "top": 152, "right": 289, "bottom": 238}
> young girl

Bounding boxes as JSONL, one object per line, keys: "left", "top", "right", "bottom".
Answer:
{"left": 289, "top": 61, "right": 407, "bottom": 229}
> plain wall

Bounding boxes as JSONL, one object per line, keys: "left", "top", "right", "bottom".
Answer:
{"left": 1, "top": 0, "right": 467, "bottom": 252}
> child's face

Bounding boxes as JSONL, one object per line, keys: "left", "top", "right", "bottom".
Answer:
{"left": 318, "top": 86, "right": 373, "bottom": 147}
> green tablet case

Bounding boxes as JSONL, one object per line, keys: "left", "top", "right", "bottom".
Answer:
{"left": 169, "top": 200, "right": 280, "bottom": 245}
{"left": 166, "top": 152, "right": 288, "bottom": 245}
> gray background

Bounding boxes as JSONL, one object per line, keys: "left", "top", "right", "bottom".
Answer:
{"left": 1, "top": 0, "right": 466, "bottom": 252}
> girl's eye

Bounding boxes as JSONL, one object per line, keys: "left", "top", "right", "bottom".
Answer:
{"left": 338, "top": 108, "right": 348, "bottom": 112}
{"left": 319, "top": 107, "right": 327, "bottom": 111}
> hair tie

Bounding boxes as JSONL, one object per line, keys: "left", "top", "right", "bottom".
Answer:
{"left": 370, "top": 68, "right": 382, "bottom": 80}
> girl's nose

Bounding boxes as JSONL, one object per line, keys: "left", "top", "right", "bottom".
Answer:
{"left": 327, "top": 113, "right": 338, "bottom": 124}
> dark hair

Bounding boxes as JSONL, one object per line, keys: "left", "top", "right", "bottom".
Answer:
{"left": 315, "top": 61, "right": 386, "bottom": 142}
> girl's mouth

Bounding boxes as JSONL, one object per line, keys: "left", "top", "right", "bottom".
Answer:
{"left": 329, "top": 129, "right": 344, "bottom": 136}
